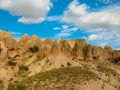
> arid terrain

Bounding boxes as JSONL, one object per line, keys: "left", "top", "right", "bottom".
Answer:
{"left": 0, "top": 30, "right": 120, "bottom": 90}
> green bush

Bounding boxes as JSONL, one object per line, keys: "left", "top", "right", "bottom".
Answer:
{"left": 19, "top": 65, "right": 29, "bottom": 71}
{"left": 29, "top": 46, "right": 39, "bottom": 53}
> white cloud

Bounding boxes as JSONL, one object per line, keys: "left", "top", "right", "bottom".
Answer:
{"left": 97, "top": 0, "right": 119, "bottom": 4}
{"left": 62, "top": 0, "right": 120, "bottom": 30}
{"left": 62, "top": 25, "right": 69, "bottom": 29}
{"left": 61, "top": 0, "right": 120, "bottom": 49}
{"left": 46, "top": 16, "right": 62, "bottom": 21}
{"left": 115, "top": 48, "right": 120, "bottom": 50}
{"left": 55, "top": 32, "right": 71, "bottom": 37}
{"left": 53, "top": 25, "right": 79, "bottom": 39}
{"left": 53, "top": 27, "right": 61, "bottom": 30}
{"left": 99, "top": 43, "right": 107, "bottom": 47}
{"left": 88, "top": 34, "right": 102, "bottom": 41}
{"left": 18, "top": 17, "right": 45, "bottom": 24}
{"left": 11, "top": 32, "right": 22, "bottom": 35}
{"left": 0, "top": 0, "right": 51, "bottom": 24}
{"left": 87, "top": 30, "right": 120, "bottom": 49}
{"left": 61, "top": 27, "right": 78, "bottom": 33}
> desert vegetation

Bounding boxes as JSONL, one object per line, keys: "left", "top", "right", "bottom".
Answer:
{"left": 8, "top": 67, "right": 96, "bottom": 90}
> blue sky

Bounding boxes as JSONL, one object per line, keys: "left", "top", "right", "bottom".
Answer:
{"left": 0, "top": 0, "right": 120, "bottom": 49}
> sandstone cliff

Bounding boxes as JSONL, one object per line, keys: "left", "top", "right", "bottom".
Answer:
{"left": 0, "top": 30, "right": 120, "bottom": 62}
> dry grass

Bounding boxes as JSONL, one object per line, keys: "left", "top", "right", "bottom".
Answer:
{"left": 8, "top": 67, "right": 96, "bottom": 90}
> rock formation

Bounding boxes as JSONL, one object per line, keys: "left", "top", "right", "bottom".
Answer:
{"left": 0, "top": 30, "right": 120, "bottom": 62}
{"left": 72, "top": 39, "right": 87, "bottom": 60}
{"left": 49, "top": 41, "right": 60, "bottom": 55}
{"left": 0, "top": 41, "right": 7, "bottom": 60}
{"left": 85, "top": 44, "right": 93, "bottom": 61}
{"left": 18, "top": 34, "right": 31, "bottom": 48}
{"left": 0, "top": 30, "right": 120, "bottom": 90}
{"left": 0, "top": 30, "right": 17, "bottom": 49}
{"left": 24, "top": 35, "right": 43, "bottom": 48}
{"left": 60, "top": 39, "right": 71, "bottom": 57}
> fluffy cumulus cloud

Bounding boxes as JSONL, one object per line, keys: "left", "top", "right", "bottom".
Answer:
{"left": 87, "top": 30, "right": 120, "bottom": 49}
{"left": 62, "top": 0, "right": 120, "bottom": 30}
{"left": 0, "top": 0, "right": 51, "bottom": 24}
{"left": 62, "top": 0, "right": 120, "bottom": 49}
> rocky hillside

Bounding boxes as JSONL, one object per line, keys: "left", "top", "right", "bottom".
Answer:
{"left": 0, "top": 30, "right": 120, "bottom": 90}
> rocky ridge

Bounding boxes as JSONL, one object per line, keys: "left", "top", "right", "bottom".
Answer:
{"left": 0, "top": 30, "right": 120, "bottom": 62}
{"left": 0, "top": 30, "right": 120, "bottom": 90}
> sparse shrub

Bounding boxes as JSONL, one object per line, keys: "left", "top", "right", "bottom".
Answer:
{"left": 93, "top": 56, "right": 97, "bottom": 59}
{"left": 29, "top": 67, "right": 95, "bottom": 81}
{"left": 8, "top": 83, "right": 26, "bottom": 90}
{"left": 49, "top": 63, "right": 52, "bottom": 65}
{"left": 9, "top": 67, "right": 96, "bottom": 90}
{"left": 8, "top": 60, "right": 16, "bottom": 66}
{"left": 0, "top": 80, "right": 3, "bottom": 83}
{"left": 67, "top": 62, "right": 71, "bottom": 66}
{"left": 19, "top": 65, "right": 29, "bottom": 71}
{"left": 29, "top": 45, "right": 39, "bottom": 53}
{"left": 9, "top": 48, "right": 15, "bottom": 51}
{"left": 113, "top": 74, "right": 116, "bottom": 76}
{"left": 28, "top": 55, "right": 32, "bottom": 58}
{"left": 97, "top": 65, "right": 117, "bottom": 76}
{"left": 7, "top": 56, "right": 17, "bottom": 66}
{"left": 9, "top": 78, "right": 13, "bottom": 81}
{"left": 45, "top": 60, "right": 49, "bottom": 63}
{"left": 61, "top": 65, "right": 64, "bottom": 67}
{"left": 43, "top": 54, "right": 47, "bottom": 58}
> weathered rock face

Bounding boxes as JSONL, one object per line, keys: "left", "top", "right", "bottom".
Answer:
{"left": 92, "top": 46, "right": 103, "bottom": 60}
{"left": 103, "top": 46, "right": 113, "bottom": 60}
{"left": 67, "top": 40, "right": 76, "bottom": 48}
{"left": 43, "top": 38, "right": 53, "bottom": 46}
{"left": 31, "top": 35, "right": 43, "bottom": 46}
{"left": 0, "top": 30, "right": 120, "bottom": 62}
{"left": 0, "top": 31, "right": 17, "bottom": 49}
{"left": 18, "top": 34, "right": 31, "bottom": 48}
{"left": 72, "top": 39, "right": 87, "bottom": 59}
{"left": 24, "top": 35, "right": 43, "bottom": 48}
{"left": 49, "top": 41, "right": 60, "bottom": 55}
{"left": 60, "top": 40, "right": 71, "bottom": 57}
{"left": 85, "top": 45, "right": 113, "bottom": 61}
{"left": 0, "top": 41, "right": 7, "bottom": 60}
{"left": 113, "top": 50, "right": 120, "bottom": 58}
{"left": 39, "top": 38, "right": 53, "bottom": 55}
{"left": 85, "top": 45, "right": 93, "bottom": 61}
{"left": 112, "top": 50, "right": 120, "bottom": 64}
